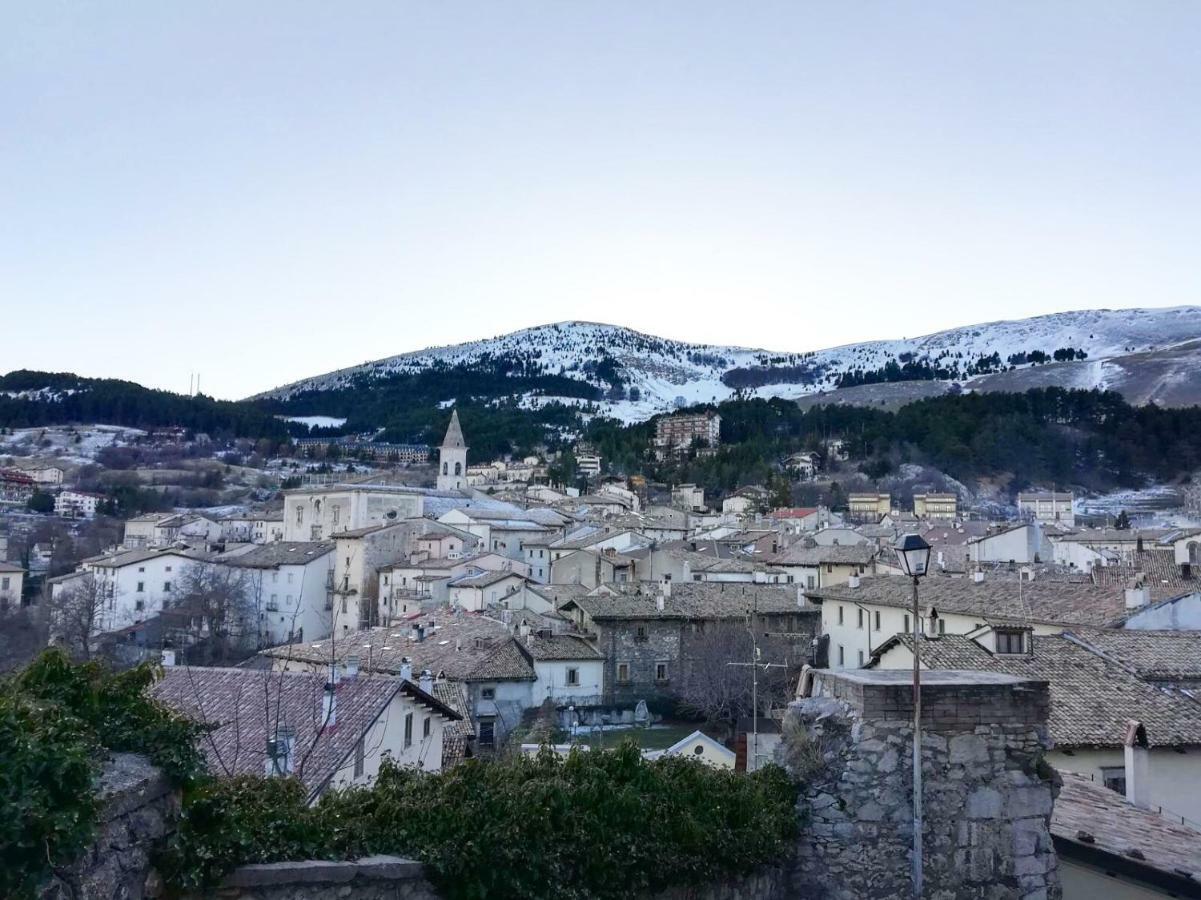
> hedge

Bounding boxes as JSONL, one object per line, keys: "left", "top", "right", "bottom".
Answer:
{"left": 162, "top": 744, "right": 799, "bottom": 900}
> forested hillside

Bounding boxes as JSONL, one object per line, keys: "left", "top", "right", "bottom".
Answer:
{"left": 585, "top": 388, "right": 1201, "bottom": 496}
{"left": 0, "top": 371, "right": 289, "bottom": 441}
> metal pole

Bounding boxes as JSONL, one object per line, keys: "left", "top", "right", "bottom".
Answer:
{"left": 912, "top": 575, "right": 923, "bottom": 898}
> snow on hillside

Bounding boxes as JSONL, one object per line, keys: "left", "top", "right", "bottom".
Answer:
{"left": 253, "top": 307, "right": 1201, "bottom": 423}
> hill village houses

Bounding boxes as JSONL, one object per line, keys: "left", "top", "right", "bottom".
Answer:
{"left": 24, "top": 408, "right": 1201, "bottom": 845}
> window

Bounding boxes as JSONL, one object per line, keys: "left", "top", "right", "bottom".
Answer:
{"left": 903, "top": 614, "right": 911, "bottom": 634}
{"left": 138, "top": 567, "right": 145, "bottom": 573}
{"left": 655, "top": 662, "right": 668, "bottom": 682}
{"left": 165, "top": 566, "right": 172, "bottom": 573}
{"left": 635, "top": 625, "right": 648, "bottom": 642}
{"left": 268, "top": 594, "right": 279, "bottom": 612}
{"left": 354, "top": 739, "right": 365, "bottom": 777}
{"left": 1101, "top": 766, "right": 1127, "bottom": 796}
{"left": 287, "top": 572, "right": 294, "bottom": 584}
{"left": 135, "top": 599, "right": 145, "bottom": 611}
{"left": 857, "top": 608, "right": 864, "bottom": 629}
{"left": 163, "top": 581, "right": 171, "bottom": 592}
{"left": 995, "top": 629, "right": 1026, "bottom": 654}
{"left": 404, "top": 713, "right": 414, "bottom": 749}
{"left": 874, "top": 611, "right": 881, "bottom": 631}
{"left": 837, "top": 605, "right": 844, "bottom": 625}
{"left": 2, "top": 577, "right": 9, "bottom": 590}
{"left": 938, "top": 619, "right": 946, "bottom": 635}
{"left": 807, "top": 575, "right": 816, "bottom": 589}
{"left": 478, "top": 719, "right": 495, "bottom": 746}
{"left": 566, "top": 667, "right": 579, "bottom": 686}
{"left": 857, "top": 650, "right": 864, "bottom": 667}
{"left": 838, "top": 645, "right": 845, "bottom": 666}
{"left": 616, "top": 662, "right": 631, "bottom": 683}
{"left": 137, "top": 581, "right": 145, "bottom": 592}
{"left": 296, "top": 506, "right": 304, "bottom": 526}
{"left": 423, "top": 716, "right": 431, "bottom": 738}
{"left": 332, "top": 505, "right": 340, "bottom": 525}
{"left": 481, "top": 686, "right": 496, "bottom": 700}
{"left": 454, "top": 462, "right": 462, "bottom": 476}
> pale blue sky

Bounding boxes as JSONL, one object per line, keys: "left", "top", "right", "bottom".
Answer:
{"left": 4, "top": 2, "right": 1199, "bottom": 399}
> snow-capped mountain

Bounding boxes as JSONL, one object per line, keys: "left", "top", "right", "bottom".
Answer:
{"left": 253, "top": 307, "right": 1201, "bottom": 422}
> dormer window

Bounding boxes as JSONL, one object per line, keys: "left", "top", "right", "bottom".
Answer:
{"left": 995, "top": 628, "right": 1026, "bottom": 655}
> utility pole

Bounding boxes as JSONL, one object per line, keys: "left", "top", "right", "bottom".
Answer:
{"left": 727, "top": 605, "right": 786, "bottom": 771}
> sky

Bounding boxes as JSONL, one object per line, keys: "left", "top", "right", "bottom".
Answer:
{"left": 4, "top": 2, "right": 1199, "bottom": 399}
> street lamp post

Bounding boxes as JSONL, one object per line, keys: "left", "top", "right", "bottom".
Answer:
{"left": 895, "top": 533, "right": 932, "bottom": 899}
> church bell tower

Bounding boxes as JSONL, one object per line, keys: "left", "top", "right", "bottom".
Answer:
{"left": 437, "top": 409, "right": 468, "bottom": 491}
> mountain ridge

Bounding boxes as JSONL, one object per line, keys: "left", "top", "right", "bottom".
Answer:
{"left": 250, "top": 306, "right": 1201, "bottom": 420}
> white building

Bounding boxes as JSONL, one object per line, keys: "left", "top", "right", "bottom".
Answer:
{"left": 0, "top": 562, "right": 26, "bottom": 612}
{"left": 218, "top": 542, "right": 335, "bottom": 646}
{"left": 54, "top": 490, "right": 104, "bottom": 519}
{"left": 153, "top": 665, "right": 462, "bottom": 801}
{"left": 67, "top": 548, "right": 200, "bottom": 636}
{"left": 1018, "top": 492, "right": 1075, "bottom": 528}
{"left": 966, "top": 523, "right": 1043, "bottom": 565}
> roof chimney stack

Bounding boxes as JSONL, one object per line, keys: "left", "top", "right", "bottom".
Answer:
{"left": 847, "top": 574, "right": 860, "bottom": 589}
{"left": 399, "top": 656, "right": 413, "bottom": 682}
{"left": 1124, "top": 586, "right": 1151, "bottom": 609}
{"left": 419, "top": 668, "right": 434, "bottom": 694}
{"left": 655, "top": 592, "right": 665, "bottom": 612}
{"left": 344, "top": 655, "right": 360, "bottom": 680}
{"left": 973, "top": 570, "right": 985, "bottom": 584}
{"left": 322, "top": 682, "right": 337, "bottom": 728}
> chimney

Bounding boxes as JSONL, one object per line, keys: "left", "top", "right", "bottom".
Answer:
{"left": 399, "top": 656, "right": 413, "bottom": 682}
{"left": 265, "top": 725, "right": 296, "bottom": 776}
{"left": 1124, "top": 587, "right": 1150, "bottom": 609}
{"left": 1123, "top": 721, "right": 1151, "bottom": 809}
{"left": 322, "top": 683, "right": 337, "bottom": 728}
{"left": 847, "top": 575, "right": 860, "bottom": 589}
{"left": 796, "top": 586, "right": 806, "bottom": 608}
{"left": 661, "top": 578, "right": 672, "bottom": 598}
{"left": 518, "top": 619, "right": 531, "bottom": 637}
{"left": 160, "top": 648, "right": 176, "bottom": 667}
{"left": 655, "top": 593, "right": 665, "bottom": 612}
{"left": 419, "top": 668, "right": 434, "bottom": 694}
{"left": 328, "top": 661, "right": 342, "bottom": 685}
{"left": 973, "top": 570, "right": 985, "bottom": 584}
{"left": 344, "top": 655, "right": 360, "bottom": 680}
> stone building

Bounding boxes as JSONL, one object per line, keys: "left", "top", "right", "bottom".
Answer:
{"left": 559, "top": 583, "right": 820, "bottom": 705}
{"left": 789, "top": 668, "right": 1060, "bottom": 899}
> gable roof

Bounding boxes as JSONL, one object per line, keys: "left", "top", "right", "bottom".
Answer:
{"left": 564, "top": 583, "right": 811, "bottom": 622}
{"left": 151, "top": 667, "right": 407, "bottom": 798}
{"left": 1052, "top": 771, "right": 1201, "bottom": 894}
{"left": 807, "top": 574, "right": 1133, "bottom": 629}
{"left": 263, "top": 610, "right": 533, "bottom": 683}
{"left": 871, "top": 632, "right": 1201, "bottom": 749}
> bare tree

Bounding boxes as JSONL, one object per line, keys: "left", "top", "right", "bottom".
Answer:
{"left": 677, "top": 620, "right": 797, "bottom": 735}
{"left": 168, "top": 562, "right": 254, "bottom": 664}
{"left": 47, "top": 573, "right": 106, "bottom": 661}
{"left": 0, "top": 604, "right": 49, "bottom": 671}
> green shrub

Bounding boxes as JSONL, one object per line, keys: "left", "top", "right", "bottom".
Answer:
{"left": 0, "top": 693, "right": 100, "bottom": 899}
{"left": 0, "top": 649, "right": 207, "bottom": 897}
{"left": 164, "top": 743, "right": 799, "bottom": 900}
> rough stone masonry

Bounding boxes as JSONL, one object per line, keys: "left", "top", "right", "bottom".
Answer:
{"left": 786, "top": 669, "right": 1059, "bottom": 900}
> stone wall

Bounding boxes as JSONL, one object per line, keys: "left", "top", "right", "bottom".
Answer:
{"left": 212, "top": 858, "right": 789, "bottom": 900}
{"left": 40, "top": 754, "right": 178, "bottom": 900}
{"left": 785, "top": 669, "right": 1059, "bottom": 900}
